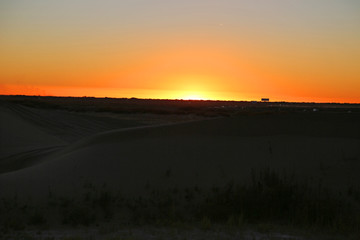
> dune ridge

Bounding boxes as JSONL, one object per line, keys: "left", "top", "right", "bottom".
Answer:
{"left": 1, "top": 110, "right": 360, "bottom": 200}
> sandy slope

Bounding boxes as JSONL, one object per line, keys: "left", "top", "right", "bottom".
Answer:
{"left": 1, "top": 110, "right": 359, "bottom": 199}
{"left": 0, "top": 102, "right": 153, "bottom": 173}
{"left": 2, "top": 103, "right": 146, "bottom": 143}
{"left": 0, "top": 105, "right": 66, "bottom": 159}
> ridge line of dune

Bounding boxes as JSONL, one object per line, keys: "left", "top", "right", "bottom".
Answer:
{"left": 28, "top": 117, "right": 222, "bottom": 167}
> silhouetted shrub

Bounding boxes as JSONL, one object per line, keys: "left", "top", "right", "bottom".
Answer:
{"left": 1, "top": 168, "right": 359, "bottom": 233}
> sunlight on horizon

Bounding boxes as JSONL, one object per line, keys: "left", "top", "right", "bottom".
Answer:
{"left": 180, "top": 94, "right": 207, "bottom": 101}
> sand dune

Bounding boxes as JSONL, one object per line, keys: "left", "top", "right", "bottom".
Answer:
{"left": 1, "top": 110, "right": 360, "bottom": 200}
{"left": 2, "top": 103, "right": 146, "bottom": 143}
{"left": 0, "top": 105, "right": 66, "bottom": 159}
{"left": 0, "top": 102, "right": 153, "bottom": 173}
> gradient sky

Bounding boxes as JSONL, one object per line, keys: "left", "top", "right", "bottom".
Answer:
{"left": 1, "top": 0, "right": 360, "bottom": 102}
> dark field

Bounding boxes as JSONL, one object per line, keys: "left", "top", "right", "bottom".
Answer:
{"left": 1, "top": 95, "right": 360, "bottom": 239}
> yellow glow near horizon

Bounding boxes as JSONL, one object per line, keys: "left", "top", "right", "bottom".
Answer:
{"left": 167, "top": 75, "right": 219, "bottom": 100}
{"left": 179, "top": 94, "right": 207, "bottom": 100}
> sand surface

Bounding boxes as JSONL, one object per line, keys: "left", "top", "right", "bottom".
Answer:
{"left": 1, "top": 102, "right": 360, "bottom": 200}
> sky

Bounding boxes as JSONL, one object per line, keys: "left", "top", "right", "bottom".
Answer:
{"left": 1, "top": 0, "right": 360, "bottom": 102}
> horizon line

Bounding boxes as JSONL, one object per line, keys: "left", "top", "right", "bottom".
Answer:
{"left": 1, "top": 94, "right": 360, "bottom": 105}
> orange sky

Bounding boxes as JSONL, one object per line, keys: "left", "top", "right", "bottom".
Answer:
{"left": 1, "top": 0, "right": 360, "bottom": 103}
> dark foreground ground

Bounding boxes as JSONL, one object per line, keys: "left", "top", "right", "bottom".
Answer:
{"left": 1, "top": 95, "right": 360, "bottom": 240}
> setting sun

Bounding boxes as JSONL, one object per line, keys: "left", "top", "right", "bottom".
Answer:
{"left": 180, "top": 94, "right": 207, "bottom": 101}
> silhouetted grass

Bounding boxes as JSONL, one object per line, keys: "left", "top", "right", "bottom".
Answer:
{"left": 1, "top": 168, "right": 359, "bottom": 235}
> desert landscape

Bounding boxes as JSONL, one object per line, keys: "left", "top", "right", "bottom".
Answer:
{"left": 2, "top": 0, "right": 360, "bottom": 239}
{"left": 1, "top": 95, "right": 360, "bottom": 239}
